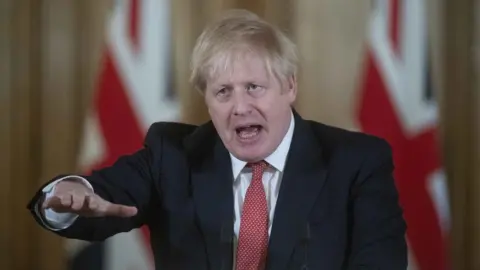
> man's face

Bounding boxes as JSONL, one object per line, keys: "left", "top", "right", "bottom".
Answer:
{"left": 204, "top": 52, "right": 297, "bottom": 162}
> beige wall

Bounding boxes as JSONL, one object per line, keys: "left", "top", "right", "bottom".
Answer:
{"left": 293, "top": 0, "right": 370, "bottom": 129}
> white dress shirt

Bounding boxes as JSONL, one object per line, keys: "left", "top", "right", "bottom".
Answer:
{"left": 40, "top": 112, "right": 295, "bottom": 257}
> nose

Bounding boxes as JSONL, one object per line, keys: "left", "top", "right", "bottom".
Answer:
{"left": 232, "top": 90, "right": 252, "bottom": 116}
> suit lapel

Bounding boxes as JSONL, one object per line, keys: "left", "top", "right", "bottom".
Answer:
{"left": 266, "top": 113, "right": 328, "bottom": 270}
{"left": 185, "top": 123, "right": 235, "bottom": 270}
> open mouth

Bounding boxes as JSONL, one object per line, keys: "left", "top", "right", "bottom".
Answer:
{"left": 235, "top": 125, "right": 263, "bottom": 140}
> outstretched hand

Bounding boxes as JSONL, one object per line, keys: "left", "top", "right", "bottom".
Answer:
{"left": 42, "top": 179, "right": 138, "bottom": 218}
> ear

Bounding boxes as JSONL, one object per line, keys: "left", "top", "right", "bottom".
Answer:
{"left": 285, "top": 74, "right": 297, "bottom": 103}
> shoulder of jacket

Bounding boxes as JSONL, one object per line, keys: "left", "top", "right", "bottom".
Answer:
{"left": 306, "top": 120, "right": 392, "bottom": 157}
{"left": 144, "top": 121, "right": 199, "bottom": 146}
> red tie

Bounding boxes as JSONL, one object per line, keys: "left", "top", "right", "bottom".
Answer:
{"left": 235, "top": 161, "right": 269, "bottom": 270}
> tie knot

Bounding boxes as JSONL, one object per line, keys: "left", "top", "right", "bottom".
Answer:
{"left": 247, "top": 160, "right": 268, "bottom": 172}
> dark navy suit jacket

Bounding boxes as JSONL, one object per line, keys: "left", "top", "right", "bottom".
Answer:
{"left": 28, "top": 112, "right": 407, "bottom": 270}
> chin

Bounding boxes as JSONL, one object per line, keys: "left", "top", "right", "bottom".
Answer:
{"left": 223, "top": 128, "right": 271, "bottom": 161}
{"left": 233, "top": 152, "right": 263, "bottom": 162}
{"left": 230, "top": 144, "right": 270, "bottom": 162}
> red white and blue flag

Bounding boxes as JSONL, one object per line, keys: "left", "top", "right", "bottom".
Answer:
{"left": 358, "top": 1, "right": 450, "bottom": 269}
{"left": 68, "top": 0, "right": 177, "bottom": 269}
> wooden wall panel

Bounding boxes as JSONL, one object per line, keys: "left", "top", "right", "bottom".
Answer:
{"left": 39, "top": 0, "right": 81, "bottom": 189}
{"left": 474, "top": 1, "right": 480, "bottom": 267}
{"left": 9, "top": 1, "right": 43, "bottom": 269}
{"left": 172, "top": 0, "right": 207, "bottom": 125}
{"left": 0, "top": 0, "right": 111, "bottom": 269}
{"left": 442, "top": 0, "right": 479, "bottom": 269}
{"left": 77, "top": 0, "right": 112, "bottom": 128}
{"left": 0, "top": 0, "right": 13, "bottom": 268}
{"left": 37, "top": 1, "right": 80, "bottom": 269}
{"left": 233, "top": 0, "right": 265, "bottom": 15}
{"left": 293, "top": 0, "right": 370, "bottom": 129}
{"left": 264, "top": 0, "right": 293, "bottom": 32}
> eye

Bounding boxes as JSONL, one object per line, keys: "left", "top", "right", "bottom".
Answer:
{"left": 216, "top": 88, "right": 227, "bottom": 96}
{"left": 215, "top": 87, "right": 231, "bottom": 101}
{"left": 247, "top": 84, "right": 262, "bottom": 91}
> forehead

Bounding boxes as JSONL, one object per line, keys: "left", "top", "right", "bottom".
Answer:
{"left": 206, "top": 50, "right": 272, "bottom": 86}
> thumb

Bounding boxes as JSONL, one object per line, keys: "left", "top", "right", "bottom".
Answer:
{"left": 102, "top": 201, "right": 138, "bottom": 217}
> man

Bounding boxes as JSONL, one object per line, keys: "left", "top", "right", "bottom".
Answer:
{"left": 27, "top": 9, "right": 407, "bottom": 270}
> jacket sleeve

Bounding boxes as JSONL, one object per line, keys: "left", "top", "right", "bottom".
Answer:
{"left": 27, "top": 126, "right": 162, "bottom": 242}
{"left": 346, "top": 139, "right": 408, "bottom": 269}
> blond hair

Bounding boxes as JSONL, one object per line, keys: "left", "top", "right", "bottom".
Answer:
{"left": 190, "top": 9, "right": 298, "bottom": 92}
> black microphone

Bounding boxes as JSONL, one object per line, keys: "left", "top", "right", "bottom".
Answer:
{"left": 301, "top": 223, "right": 311, "bottom": 270}
{"left": 220, "top": 220, "right": 233, "bottom": 270}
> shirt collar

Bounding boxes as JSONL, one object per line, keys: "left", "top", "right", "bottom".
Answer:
{"left": 230, "top": 111, "right": 295, "bottom": 179}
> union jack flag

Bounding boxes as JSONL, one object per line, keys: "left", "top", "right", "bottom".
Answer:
{"left": 358, "top": 0, "right": 450, "bottom": 269}
{"left": 68, "top": 0, "right": 177, "bottom": 269}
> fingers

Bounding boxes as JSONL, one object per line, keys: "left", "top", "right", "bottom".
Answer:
{"left": 70, "top": 192, "right": 84, "bottom": 211}
{"left": 42, "top": 193, "right": 83, "bottom": 213}
{"left": 42, "top": 194, "right": 73, "bottom": 212}
{"left": 103, "top": 202, "right": 138, "bottom": 218}
{"left": 60, "top": 193, "right": 73, "bottom": 208}
{"left": 85, "top": 195, "right": 98, "bottom": 212}
{"left": 42, "top": 191, "right": 137, "bottom": 218}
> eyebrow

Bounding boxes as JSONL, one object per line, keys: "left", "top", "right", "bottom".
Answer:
{"left": 213, "top": 79, "right": 267, "bottom": 87}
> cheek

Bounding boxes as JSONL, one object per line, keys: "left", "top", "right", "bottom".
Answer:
{"left": 208, "top": 106, "right": 230, "bottom": 129}
{"left": 260, "top": 95, "right": 290, "bottom": 114}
